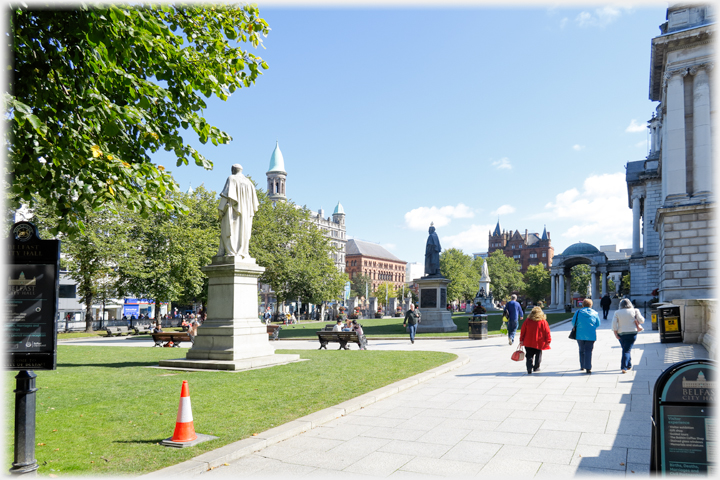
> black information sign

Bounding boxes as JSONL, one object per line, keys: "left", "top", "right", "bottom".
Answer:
{"left": 651, "top": 359, "right": 715, "bottom": 475}
{"left": 7, "top": 222, "right": 60, "bottom": 370}
{"left": 420, "top": 289, "right": 436, "bottom": 308}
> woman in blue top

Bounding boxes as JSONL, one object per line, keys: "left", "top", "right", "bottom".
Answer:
{"left": 572, "top": 298, "right": 601, "bottom": 374}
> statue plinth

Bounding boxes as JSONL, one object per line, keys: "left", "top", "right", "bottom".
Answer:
{"left": 159, "top": 255, "right": 299, "bottom": 371}
{"left": 413, "top": 275, "right": 457, "bottom": 333}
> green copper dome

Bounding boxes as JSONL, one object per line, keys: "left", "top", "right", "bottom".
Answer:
{"left": 268, "top": 141, "right": 286, "bottom": 173}
{"left": 562, "top": 242, "right": 599, "bottom": 256}
{"left": 333, "top": 201, "right": 344, "bottom": 215}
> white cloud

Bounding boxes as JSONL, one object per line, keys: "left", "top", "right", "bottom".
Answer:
{"left": 544, "top": 172, "right": 632, "bottom": 247}
{"left": 440, "top": 224, "right": 495, "bottom": 253}
{"left": 404, "top": 203, "right": 474, "bottom": 231}
{"left": 573, "top": 144, "right": 585, "bottom": 151}
{"left": 626, "top": 119, "right": 647, "bottom": 133}
{"left": 491, "top": 204, "right": 516, "bottom": 216}
{"left": 575, "top": 6, "right": 625, "bottom": 28}
{"left": 492, "top": 158, "right": 512, "bottom": 170}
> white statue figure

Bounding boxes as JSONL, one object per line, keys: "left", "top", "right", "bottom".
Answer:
{"left": 481, "top": 260, "right": 490, "bottom": 282}
{"left": 217, "top": 164, "right": 259, "bottom": 258}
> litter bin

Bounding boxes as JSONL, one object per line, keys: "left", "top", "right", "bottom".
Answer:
{"left": 657, "top": 304, "right": 682, "bottom": 343}
{"left": 650, "top": 302, "right": 667, "bottom": 331}
{"left": 564, "top": 304, "right": 572, "bottom": 313}
{"left": 469, "top": 314, "right": 487, "bottom": 340}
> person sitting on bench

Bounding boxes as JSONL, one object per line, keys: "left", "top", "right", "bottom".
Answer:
{"left": 332, "top": 319, "right": 343, "bottom": 332}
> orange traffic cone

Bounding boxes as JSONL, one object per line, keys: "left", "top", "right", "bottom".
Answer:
{"left": 170, "top": 380, "right": 197, "bottom": 443}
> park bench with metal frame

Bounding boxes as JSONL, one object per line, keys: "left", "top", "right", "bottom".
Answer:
{"left": 105, "top": 326, "right": 130, "bottom": 337}
{"left": 316, "top": 325, "right": 367, "bottom": 350}
{"left": 267, "top": 324, "right": 281, "bottom": 341}
{"left": 150, "top": 332, "right": 192, "bottom": 347}
{"left": 133, "top": 324, "right": 153, "bottom": 335}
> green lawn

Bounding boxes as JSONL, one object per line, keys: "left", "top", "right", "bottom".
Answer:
{"left": 278, "top": 312, "right": 572, "bottom": 339}
{"left": 5, "top": 346, "right": 455, "bottom": 475}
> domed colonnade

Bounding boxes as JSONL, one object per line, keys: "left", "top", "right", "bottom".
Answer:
{"left": 548, "top": 242, "right": 630, "bottom": 310}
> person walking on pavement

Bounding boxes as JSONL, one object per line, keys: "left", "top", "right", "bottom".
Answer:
{"left": 403, "top": 303, "right": 421, "bottom": 344}
{"left": 572, "top": 298, "right": 601, "bottom": 374}
{"left": 612, "top": 298, "right": 646, "bottom": 373}
{"left": 503, "top": 294, "right": 524, "bottom": 345}
{"left": 600, "top": 293, "right": 612, "bottom": 320}
{"left": 519, "top": 306, "right": 552, "bottom": 374}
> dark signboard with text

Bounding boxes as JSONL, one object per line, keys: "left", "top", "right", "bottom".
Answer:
{"left": 7, "top": 222, "right": 60, "bottom": 370}
{"left": 651, "top": 359, "right": 715, "bottom": 475}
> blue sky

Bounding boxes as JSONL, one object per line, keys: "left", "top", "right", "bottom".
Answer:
{"left": 155, "top": 3, "right": 668, "bottom": 266}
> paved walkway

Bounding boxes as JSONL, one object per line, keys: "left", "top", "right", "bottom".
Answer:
{"left": 143, "top": 309, "right": 705, "bottom": 479}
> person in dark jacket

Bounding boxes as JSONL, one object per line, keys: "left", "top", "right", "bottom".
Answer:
{"left": 402, "top": 304, "right": 421, "bottom": 344}
{"left": 600, "top": 293, "right": 612, "bottom": 320}
{"left": 503, "top": 294, "right": 524, "bottom": 345}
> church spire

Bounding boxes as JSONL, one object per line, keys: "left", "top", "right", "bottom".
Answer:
{"left": 541, "top": 225, "right": 548, "bottom": 241}
{"left": 493, "top": 219, "right": 502, "bottom": 237}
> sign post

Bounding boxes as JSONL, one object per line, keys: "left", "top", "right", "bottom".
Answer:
{"left": 7, "top": 222, "right": 60, "bottom": 475}
{"left": 650, "top": 359, "right": 715, "bottom": 475}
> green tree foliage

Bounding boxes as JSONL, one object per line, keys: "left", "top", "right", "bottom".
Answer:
{"left": 31, "top": 201, "right": 127, "bottom": 332}
{"left": 8, "top": 4, "right": 270, "bottom": 234}
{"left": 485, "top": 250, "right": 525, "bottom": 302}
{"left": 350, "top": 273, "right": 372, "bottom": 300}
{"left": 607, "top": 277, "right": 617, "bottom": 295}
{"left": 114, "top": 188, "right": 219, "bottom": 320}
{"left": 374, "top": 282, "right": 396, "bottom": 307}
{"left": 523, "top": 264, "right": 550, "bottom": 304}
{"left": 620, "top": 272, "right": 631, "bottom": 296}
{"left": 250, "top": 190, "right": 346, "bottom": 306}
{"left": 439, "top": 248, "right": 480, "bottom": 302}
{"left": 571, "top": 264, "right": 591, "bottom": 297}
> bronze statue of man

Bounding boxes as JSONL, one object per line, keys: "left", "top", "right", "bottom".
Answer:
{"left": 424, "top": 223, "right": 441, "bottom": 276}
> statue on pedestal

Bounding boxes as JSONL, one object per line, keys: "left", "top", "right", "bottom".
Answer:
{"left": 424, "top": 223, "right": 442, "bottom": 276}
{"left": 217, "top": 164, "right": 259, "bottom": 259}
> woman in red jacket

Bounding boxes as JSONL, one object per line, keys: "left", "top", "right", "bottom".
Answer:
{"left": 519, "top": 306, "right": 552, "bottom": 374}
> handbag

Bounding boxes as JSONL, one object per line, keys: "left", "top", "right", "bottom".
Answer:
{"left": 511, "top": 345, "right": 525, "bottom": 362}
{"left": 500, "top": 319, "right": 508, "bottom": 335}
{"left": 568, "top": 311, "right": 578, "bottom": 340}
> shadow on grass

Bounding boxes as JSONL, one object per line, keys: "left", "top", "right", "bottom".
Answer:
{"left": 57, "top": 361, "right": 169, "bottom": 368}
{"left": 113, "top": 439, "right": 169, "bottom": 445}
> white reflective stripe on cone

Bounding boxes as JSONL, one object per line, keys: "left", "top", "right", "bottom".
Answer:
{"left": 176, "top": 396, "right": 193, "bottom": 423}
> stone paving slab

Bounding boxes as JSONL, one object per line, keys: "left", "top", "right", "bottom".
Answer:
{"left": 138, "top": 309, "right": 709, "bottom": 478}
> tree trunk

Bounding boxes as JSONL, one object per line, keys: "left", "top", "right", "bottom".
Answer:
{"left": 154, "top": 298, "right": 161, "bottom": 324}
{"left": 84, "top": 292, "right": 94, "bottom": 333}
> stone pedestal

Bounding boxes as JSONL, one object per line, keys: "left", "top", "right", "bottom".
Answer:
{"left": 414, "top": 276, "right": 457, "bottom": 333}
{"left": 369, "top": 297, "right": 378, "bottom": 316}
{"left": 159, "top": 256, "right": 299, "bottom": 371}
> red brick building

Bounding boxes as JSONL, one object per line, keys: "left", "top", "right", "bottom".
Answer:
{"left": 487, "top": 221, "right": 554, "bottom": 273}
{"left": 345, "top": 239, "right": 406, "bottom": 292}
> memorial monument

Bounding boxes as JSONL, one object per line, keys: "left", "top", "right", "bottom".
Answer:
{"left": 411, "top": 224, "right": 457, "bottom": 333}
{"left": 475, "top": 260, "right": 497, "bottom": 310}
{"left": 160, "top": 164, "right": 299, "bottom": 371}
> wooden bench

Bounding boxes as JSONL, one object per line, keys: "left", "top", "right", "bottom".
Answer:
{"left": 151, "top": 332, "right": 192, "bottom": 348}
{"left": 106, "top": 326, "right": 130, "bottom": 337}
{"left": 267, "top": 324, "right": 281, "bottom": 340}
{"left": 317, "top": 329, "right": 367, "bottom": 350}
{"left": 133, "top": 324, "right": 153, "bottom": 335}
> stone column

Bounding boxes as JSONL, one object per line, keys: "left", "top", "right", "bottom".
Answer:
{"left": 590, "top": 266, "right": 599, "bottom": 307}
{"left": 632, "top": 194, "right": 642, "bottom": 255}
{"left": 692, "top": 64, "right": 713, "bottom": 196}
{"left": 550, "top": 274, "right": 556, "bottom": 309}
{"left": 663, "top": 69, "right": 688, "bottom": 200}
{"left": 601, "top": 269, "right": 608, "bottom": 297}
{"left": 558, "top": 274, "right": 565, "bottom": 307}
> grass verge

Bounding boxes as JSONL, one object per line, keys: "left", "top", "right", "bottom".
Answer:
{"left": 278, "top": 312, "right": 572, "bottom": 339}
{"left": 5, "top": 346, "right": 455, "bottom": 475}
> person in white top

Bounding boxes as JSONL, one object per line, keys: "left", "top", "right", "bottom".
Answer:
{"left": 611, "top": 298, "right": 645, "bottom": 373}
{"left": 332, "top": 319, "right": 343, "bottom": 332}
